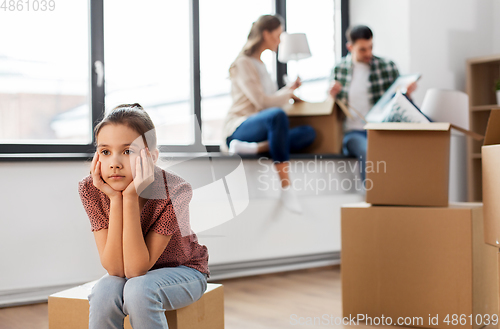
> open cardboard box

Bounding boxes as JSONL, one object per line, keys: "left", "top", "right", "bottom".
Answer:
{"left": 365, "top": 122, "right": 482, "bottom": 207}
{"left": 482, "top": 109, "right": 500, "bottom": 247}
{"left": 283, "top": 97, "right": 350, "bottom": 154}
{"left": 341, "top": 202, "right": 498, "bottom": 329}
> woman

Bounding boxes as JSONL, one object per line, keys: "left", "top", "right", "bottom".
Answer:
{"left": 221, "top": 14, "right": 316, "bottom": 214}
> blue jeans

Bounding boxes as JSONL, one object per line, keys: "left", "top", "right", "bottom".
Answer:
{"left": 342, "top": 130, "right": 367, "bottom": 181}
{"left": 226, "top": 107, "right": 316, "bottom": 162}
{"left": 88, "top": 265, "right": 208, "bottom": 329}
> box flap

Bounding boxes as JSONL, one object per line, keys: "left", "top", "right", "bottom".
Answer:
{"left": 334, "top": 98, "right": 355, "bottom": 119}
{"left": 284, "top": 98, "right": 335, "bottom": 116}
{"left": 449, "top": 124, "right": 484, "bottom": 141}
{"left": 484, "top": 110, "right": 500, "bottom": 145}
{"left": 364, "top": 122, "right": 452, "bottom": 131}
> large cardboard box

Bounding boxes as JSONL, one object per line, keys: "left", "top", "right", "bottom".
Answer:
{"left": 365, "top": 122, "right": 481, "bottom": 207}
{"left": 341, "top": 202, "right": 498, "bottom": 329}
{"left": 482, "top": 110, "right": 500, "bottom": 247}
{"left": 284, "top": 98, "right": 345, "bottom": 154}
{"left": 48, "top": 281, "right": 224, "bottom": 329}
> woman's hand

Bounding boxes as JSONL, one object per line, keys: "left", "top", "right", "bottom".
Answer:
{"left": 91, "top": 152, "right": 122, "bottom": 199}
{"left": 292, "top": 95, "right": 304, "bottom": 103}
{"left": 123, "top": 148, "right": 155, "bottom": 198}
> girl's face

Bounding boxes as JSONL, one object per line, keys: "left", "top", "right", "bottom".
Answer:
{"left": 263, "top": 25, "right": 283, "bottom": 52}
{"left": 96, "top": 124, "right": 150, "bottom": 192}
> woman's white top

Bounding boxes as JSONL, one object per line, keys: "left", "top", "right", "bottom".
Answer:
{"left": 250, "top": 58, "right": 278, "bottom": 95}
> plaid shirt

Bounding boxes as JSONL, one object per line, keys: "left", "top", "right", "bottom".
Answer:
{"left": 330, "top": 54, "right": 399, "bottom": 106}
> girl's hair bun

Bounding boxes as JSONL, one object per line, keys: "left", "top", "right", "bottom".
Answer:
{"left": 114, "top": 103, "right": 144, "bottom": 111}
{"left": 130, "top": 103, "right": 143, "bottom": 110}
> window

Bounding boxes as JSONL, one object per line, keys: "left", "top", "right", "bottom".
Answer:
{"left": 103, "top": 0, "right": 193, "bottom": 146}
{"left": 199, "top": 0, "right": 274, "bottom": 145}
{"left": 286, "top": 0, "right": 336, "bottom": 103}
{"left": 0, "top": 0, "right": 90, "bottom": 145}
{"left": 0, "top": 0, "right": 345, "bottom": 157}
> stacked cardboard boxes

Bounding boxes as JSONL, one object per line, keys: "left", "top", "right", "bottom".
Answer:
{"left": 341, "top": 123, "right": 498, "bottom": 329}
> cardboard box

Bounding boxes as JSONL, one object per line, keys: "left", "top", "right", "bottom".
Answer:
{"left": 48, "top": 281, "right": 224, "bottom": 329}
{"left": 365, "top": 122, "right": 483, "bottom": 207}
{"left": 482, "top": 110, "right": 500, "bottom": 247}
{"left": 284, "top": 98, "right": 345, "bottom": 154}
{"left": 341, "top": 202, "right": 498, "bottom": 329}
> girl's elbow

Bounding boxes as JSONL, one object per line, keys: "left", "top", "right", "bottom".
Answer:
{"left": 124, "top": 264, "right": 149, "bottom": 278}
{"left": 124, "top": 268, "right": 147, "bottom": 278}
{"left": 107, "top": 270, "right": 125, "bottom": 278}
{"left": 101, "top": 261, "right": 125, "bottom": 277}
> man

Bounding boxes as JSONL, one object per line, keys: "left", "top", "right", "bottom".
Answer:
{"left": 328, "top": 25, "right": 416, "bottom": 183}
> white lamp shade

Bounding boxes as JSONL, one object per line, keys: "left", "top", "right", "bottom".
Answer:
{"left": 278, "top": 32, "right": 312, "bottom": 63}
{"left": 420, "top": 89, "right": 469, "bottom": 130}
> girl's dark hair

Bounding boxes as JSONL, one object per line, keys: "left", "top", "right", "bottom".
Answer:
{"left": 229, "top": 14, "right": 284, "bottom": 76}
{"left": 347, "top": 25, "right": 373, "bottom": 44}
{"left": 94, "top": 103, "right": 157, "bottom": 150}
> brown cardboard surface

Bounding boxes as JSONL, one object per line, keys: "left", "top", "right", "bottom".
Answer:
{"left": 482, "top": 145, "right": 500, "bottom": 247}
{"left": 365, "top": 127, "right": 450, "bottom": 206}
{"left": 341, "top": 202, "right": 497, "bottom": 329}
{"left": 48, "top": 282, "right": 224, "bottom": 329}
{"left": 364, "top": 122, "right": 483, "bottom": 140}
{"left": 286, "top": 100, "right": 343, "bottom": 154}
{"left": 482, "top": 110, "right": 500, "bottom": 248}
{"left": 365, "top": 122, "right": 453, "bottom": 131}
{"left": 483, "top": 110, "right": 500, "bottom": 146}
{"left": 284, "top": 98, "right": 335, "bottom": 116}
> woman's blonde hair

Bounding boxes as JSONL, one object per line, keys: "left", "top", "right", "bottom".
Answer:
{"left": 229, "top": 14, "right": 284, "bottom": 76}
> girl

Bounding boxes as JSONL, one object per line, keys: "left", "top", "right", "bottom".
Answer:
{"left": 78, "top": 103, "right": 209, "bottom": 329}
{"left": 221, "top": 14, "right": 317, "bottom": 214}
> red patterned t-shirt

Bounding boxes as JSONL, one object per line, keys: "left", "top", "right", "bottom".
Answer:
{"left": 78, "top": 166, "right": 209, "bottom": 277}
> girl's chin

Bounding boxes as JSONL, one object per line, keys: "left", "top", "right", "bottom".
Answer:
{"left": 104, "top": 180, "right": 132, "bottom": 192}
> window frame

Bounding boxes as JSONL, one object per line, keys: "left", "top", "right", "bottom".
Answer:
{"left": 0, "top": 0, "right": 348, "bottom": 160}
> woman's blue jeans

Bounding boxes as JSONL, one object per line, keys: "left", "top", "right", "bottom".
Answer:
{"left": 88, "top": 265, "right": 208, "bottom": 329}
{"left": 226, "top": 107, "right": 316, "bottom": 162}
{"left": 342, "top": 130, "right": 367, "bottom": 182}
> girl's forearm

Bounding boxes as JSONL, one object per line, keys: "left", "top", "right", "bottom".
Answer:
{"left": 122, "top": 196, "right": 151, "bottom": 278}
{"left": 100, "top": 196, "right": 125, "bottom": 277}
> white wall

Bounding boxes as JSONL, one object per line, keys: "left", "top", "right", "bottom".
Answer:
{"left": 0, "top": 157, "right": 363, "bottom": 306}
{"left": 408, "top": 0, "right": 497, "bottom": 103}
{"left": 350, "top": 0, "right": 500, "bottom": 105}
{"left": 349, "top": 0, "right": 411, "bottom": 74}
{"left": 494, "top": 0, "right": 500, "bottom": 54}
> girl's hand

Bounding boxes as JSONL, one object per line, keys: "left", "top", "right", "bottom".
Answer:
{"left": 123, "top": 148, "right": 155, "bottom": 198}
{"left": 91, "top": 152, "right": 122, "bottom": 199}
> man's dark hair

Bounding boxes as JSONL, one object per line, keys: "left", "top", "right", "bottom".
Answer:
{"left": 346, "top": 25, "right": 373, "bottom": 43}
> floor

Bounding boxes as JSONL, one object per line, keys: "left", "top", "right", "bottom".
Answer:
{"left": 1, "top": 265, "right": 339, "bottom": 329}
{"left": 0, "top": 265, "right": 497, "bottom": 329}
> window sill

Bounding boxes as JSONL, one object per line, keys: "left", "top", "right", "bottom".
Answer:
{"left": 0, "top": 152, "right": 354, "bottom": 162}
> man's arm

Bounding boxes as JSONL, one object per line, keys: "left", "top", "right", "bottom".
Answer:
{"left": 328, "top": 65, "right": 344, "bottom": 98}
